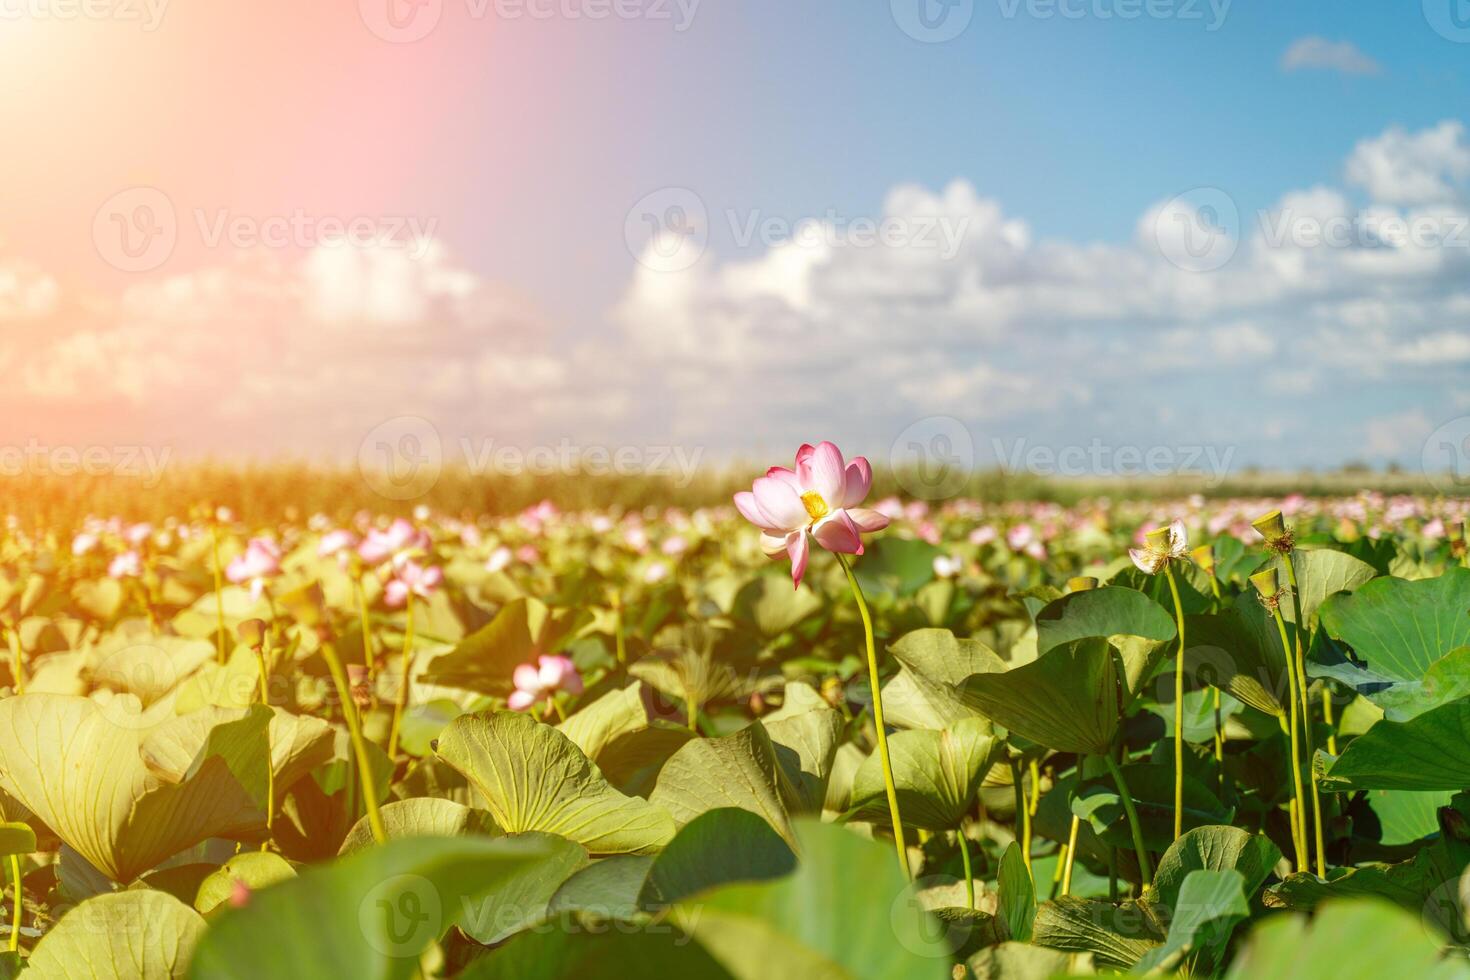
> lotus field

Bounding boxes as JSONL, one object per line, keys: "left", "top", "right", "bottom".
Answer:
{"left": 3, "top": 446, "right": 1470, "bottom": 978}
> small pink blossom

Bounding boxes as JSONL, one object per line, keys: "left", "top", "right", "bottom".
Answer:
{"left": 969, "top": 525, "right": 997, "bottom": 546}
{"left": 643, "top": 562, "right": 671, "bottom": 584}
{"left": 227, "top": 537, "right": 281, "bottom": 601}
{"left": 358, "top": 518, "right": 428, "bottom": 568}
{"left": 72, "top": 532, "right": 99, "bottom": 556}
{"left": 485, "top": 545, "right": 513, "bottom": 573}
{"left": 1006, "top": 524, "right": 1035, "bottom": 551}
{"left": 384, "top": 560, "right": 443, "bottom": 607}
{"left": 508, "top": 654, "right": 583, "bottom": 711}
{"left": 734, "top": 441, "right": 890, "bottom": 588}
{"left": 108, "top": 550, "right": 142, "bottom": 579}
{"left": 661, "top": 535, "right": 688, "bottom": 556}
{"left": 318, "top": 529, "right": 358, "bottom": 558}
{"left": 124, "top": 522, "right": 153, "bottom": 546}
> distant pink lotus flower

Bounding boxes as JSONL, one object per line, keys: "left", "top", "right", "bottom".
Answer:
{"left": 661, "top": 535, "right": 688, "bottom": 556}
{"left": 508, "top": 654, "right": 583, "bottom": 711}
{"left": 515, "top": 544, "right": 540, "bottom": 564}
{"left": 124, "top": 522, "right": 153, "bottom": 546}
{"left": 734, "top": 441, "right": 889, "bottom": 587}
{"left": 933, "top": 554, "right": 963, "bottom": 578}
{"left": 72, "top": 532, "right": 99, "bottom": 556}
{"left": 969, "top": 525, "right": 997, "bottom": 546}
{"left": 318, "top": 529, "right": 357, "bottom": 558}
{"left": 359, "top": 518, "right": 428, "bottom": 568}
{"left": 485, "top": 545, "right": 513, "bottom": 573}
{"left": 384, "top": 560, "right": 442, "bottom": 608}
{"left": 643, "top": 561, "right": 671, "bottom": 584}
{"left": 228, "top": 537, "right": 281, "bottom": 601}
{"left": 109, "top": 550, "right": 142, "bottom": 579}
{"left": 1006, "top": 524, "right": 1035, "bottom": 551}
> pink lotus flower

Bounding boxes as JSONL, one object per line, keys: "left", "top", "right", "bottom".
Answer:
{"left": 227, "top": 537, "right": 281, "bottom": 601}
{"left": 485, "top": 545, "right": 513, "bottom": 573}
{"left": 734, "top": 441, "right": 889, "bottom": 587}
{"left": 508, "top": 654, "right": 583, "bottom": 711}
{"left": 72, "top": 532, "right": 99, "bottom": 556}
{"left": 124, "top": 522, "right": 153, "bottom": 546}
{"left": 318, "top": 529, "right": 358, "bottom": 558}
{"left": 1129, "top": 520, "right": 1188, "bottom": 575}
{"left": 358, "top": 518, "right": 428, "bottom": 568}
{"left": 108, "top": 550, "right": 142, "bottom": 579}
{"left": 384, "top": 560, "right": 442, "bottom": 607}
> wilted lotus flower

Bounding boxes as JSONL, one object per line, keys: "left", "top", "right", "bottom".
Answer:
{"left": 508, "top": 654, "right": 583, "bottom": 711}
{"left": 318, "top": 529, "right": 358, "bottom": 558}
{"left": 108, "top": 550, "right": 142, "bottom": 579}
{"left": 1129, "top": 520, "right": 1189, "bottom": 574}
{"left": 734, "top": 441, "right": 889, "bottom": 587}
{"left": 227, "top": 537, "right": 281, "bottom": 601}
{"left": 384, "top": 560, "right": 442, "bottom": 608}
{"left": 358, "top": 518, "right": 428, "bottom": 568}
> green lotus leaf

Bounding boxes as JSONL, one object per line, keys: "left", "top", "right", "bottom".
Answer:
{"left": 186, "top": 834, "right": 568, "bottom": 979}
{"left": 458, "top": 926, "right": 731, "bottom": 979}
{"left": 882, "top": 628, "right": 1004, "bottom": 731}
{"left": 641, "top": 807, "right": 796, "bottom": 907}
{"left": 0, "top": 821, "right": 34, "bottom": 857}
{"left": 959, "top": 638, "right": 1119, "bottom": 755}
{"left": 435, "top": 710, "right": 674, "bottom": 855}
{"left": 1132, "top": 869, "right": 1249, "bottom": 974}
{"left": 1030, "top": 895, "right": 1163, "bottom": 969}
{"left": 1323, "top": 699, "right": 1470, "bottom": 791}
{"left": 997, "top": 841, "right": 1036, "bottom": 942}
{"left": 1320, "top": 568, "right": 1470, "bottom": 682}
{"left": 556, "top": 681, "right": 651, "bottom": 761}
{"left": 339, "top": 798, "right": 500, "bottom": 855}
{"left": 1035, "top": 586, "right": 1177, "bottom": 709}
{"left": 420, "top": 598, "right": 589, "bottom": 694}
{"left": 671, "top": 818, "right": 951, "bottom": 980}
{"left": 650, "top": 722, "right": 799, "bottom": 845}
{"left": 28, "top": 890, "right": 206, "bottom": 979}
{"left": 0, "top": 695, "right": 278, "bottom": 882}
{"left": 1365, "top": 789, "right": 1456, "bottom": 845}
{"left": 1261, "top": 548, "right": 1377, "bottom": 628}
{"left": 1183, "top": 594, "right": 1291, "bottom": 717}
{"left": 456, "top": 832, "right": 589, "bottom": 945}
{"left": 1226, "top": 898, "right": 1470, "bottom": 979}
{"left": 848, "top": 718, "right": 1003, "bottom": 831}
{"left": 1152, "top": 824, "right": 1281, "bottom": 912}
{"left": 194, "top": 852, "right": 296, "bottom": 915}
{"left": 731, "top": 574, "right": 823, "bottom": 638}
{"left": 967, "top": 942, "right": 1096, "bottom": 980}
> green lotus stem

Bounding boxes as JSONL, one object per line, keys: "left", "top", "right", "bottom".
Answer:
{"left": 836, "top": 552, "right": 909, "bottom": 880}
{"left": 1322, "top": 686, "right": 1338, "bottom": 755}
{"left": 686, "top": 694, "right": 698, "bottom": 733}
{"left": 387, "top": 594, "right": 416, "bottom": 761}
{"left": 1271, "top": 608, "right": 1309, "bottom": 871}
{"left": 354, "top": 573, "right": 375, "bottom": 680}
{"left": 7, "top": 853, "right": 20, "bottom": 952}
{"left": 1011, "top": 758, "right": 1033, "bottom": 878}
{"left": 210, "top": 525, "right": 227, "bottom": 665}
{"left": 319, "top": 640, "right": 386, "bottom": 844}
{"left": 7, "top": 626, "right": 22, "bottom": 697}
{"left": 958, "top": 830, "right": 975, "bottom": 909}
{"left": 612, "top": 588, "right": 626, "bottom": 666}
{"left": 1102, "top": 752, "right": 1152, "bottom": 887}
{"left": 1163, "top": 565, "right": 1186, "bottom": 842}
{"left": 1280, "top": 553, "right": 1326, "bottom": 877}
{"left": 253, "top": 636, "right": 275, "bottom": 852}
{"left": 1062, "top": 814, "right": 1080, "bottom": 896}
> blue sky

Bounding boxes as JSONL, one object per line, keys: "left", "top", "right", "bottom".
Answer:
{"left": 4, "top": 2, "right": 1468, "bottom": 478}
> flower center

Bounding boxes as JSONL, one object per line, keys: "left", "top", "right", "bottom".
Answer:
{"left": 800, "top": 490, "right": 829, "bottom": 521}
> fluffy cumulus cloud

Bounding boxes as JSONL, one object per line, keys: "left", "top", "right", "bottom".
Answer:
{"left": 1280, "top": 37, "right": 1382, "bottom": 77}
{"left": 614, "top": 120, "right": 1470, "bottom": 467}
{"left": 3, "top": 240, "right": 619, "bottom": 457}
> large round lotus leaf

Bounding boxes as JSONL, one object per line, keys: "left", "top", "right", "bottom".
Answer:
{"left": 1321, "top": 568, "right": 1470, "bottom": 683}
{"left": 959, "top": 638, "right": 1119, "bottom": 755}
{"left": 186, "top": 835, "right": 569, "bottom": 980}
{"left": 195, "top": 851, "right": 297, "bottom": 914}
{"left": 1152, "top": 825, "right": 1281, "bottom": 913}
{"left": 672, "top": 818, "right": 952, "bottom": 980}
{"left": 339, "top": 797, "right": 500, "bottom": 855}
{"left": 1226, "top": 898, "right": 1470, "bottom": 979}
{"left": 641, "top": 807, "right": 796, "bottom": 908}
{"left": 882, "top": 628, "right": 1004, "bottom": 731}
{"left": 1323, "top": 699, "right": 1470, "bottom": 792}
{"left": 1261, "top": 548, "right": 1377, "bottom": 627}
{"left": 848, "top": 718, "right": 1002, "bottom": 831}
{"left": 1182, "top": 594, "right": 1290, "bottom": 717}
{"left": 0, "top": 695, "right": 276, "bottom": 882}
{"left": 650, "top": 722, "right": 796, "bottom": 845}
{"left": 435, "top": 710, "right": 674, "bottom": 855}
{"left": 28, "top": 890, "right": 206, "bottom": 979}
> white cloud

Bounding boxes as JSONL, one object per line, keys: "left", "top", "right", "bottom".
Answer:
{"left": 1364, "top": 409, "right": 1431, "bottom": 457}
{"left": 1280, "top": 37, "right": 1382, "bottom": 77}
{"left": 1345, "top": 121, "right": 1470, "bottom": 206}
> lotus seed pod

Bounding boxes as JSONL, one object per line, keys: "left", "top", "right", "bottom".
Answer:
{"left": 1190, "top": 543, "right": 1215, "bottom": 572}
{"left": 1252, "top": 509, "right": 1287, "bottom": 542}
{"left": 1249, "top": 568, "right": 1280, "bottom": 597}
{"left": 1143, "top": 526, "right": 1172, "bottom": 551}
{"left": 1066, "top": 576, "right": 1099, "bottom": 593}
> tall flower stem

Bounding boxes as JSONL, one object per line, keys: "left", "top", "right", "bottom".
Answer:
{"left": 1272, "top": 607, "right": 1309, "bottom": 871}
{"left": 387, "top": 594, "right": 416, "bottom": 761}
{"left": 7, "top": 853, "right": 20, "bottom": 952}
{"left": 1163, "top": 565, "right": 1187, "bottom": 842}
{"left": 6, "top": 626, "right": 22, "bottom": 697}
{"left": 1102, "top": 752, "right": 1152, "bottom": 887}
{"left": 210, "top": 525, "right": 227, "bottom": 665}
{"left": 1011, "top": 758, "right": 1033, "bottom": 878}
{"left": 320, "top": 639, "right": 386, "bottom": 844}
{"left": 836, "top": 552, "right": 909, "bottom": 880}
{"left": 958, "top": 829, "right": 975, "bottom": 909}
{"left": 252, "top": 635, "right": 276, "bottom": 852}
{"left": 1281, "top": 554, "right": 1326, "bottom": 876}
{"left": 1061, "top": 814, "right": 1081, "bottom": 896}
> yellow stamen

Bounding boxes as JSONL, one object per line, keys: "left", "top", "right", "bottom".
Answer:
{"left": 801, "top": 490, "right": 829, "bottom": 521}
